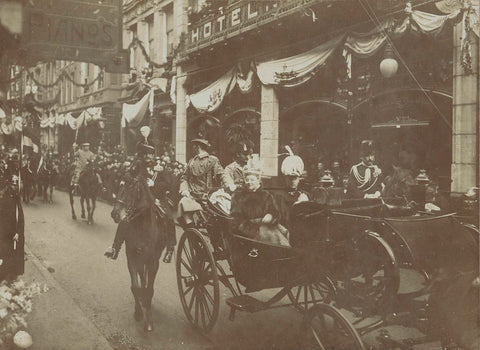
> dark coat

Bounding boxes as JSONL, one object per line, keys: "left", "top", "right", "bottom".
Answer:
{"left": 0, "top": 182, "right": 25, "bottom": 280}
{"left": 230, "top": 188, "right": 281, "bottom": 239}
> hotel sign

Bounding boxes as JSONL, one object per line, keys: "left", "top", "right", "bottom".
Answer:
{"left": 21, "top": 0, "right": 128, "bottom": 73}
{"left": 186, "top": 0, "right": 321, "bottom": 52}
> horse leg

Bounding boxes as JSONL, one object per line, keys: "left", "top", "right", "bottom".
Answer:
{"left": 143, "top": 257, "right": 161, "bottom": 332}
{"left": 127, "top": 256, "right": 143, "bottom": 322}
{"left": 49, "top": 184, "right": 53, "bottom": 203}
{"left": 80, "top": 196, "right": 86, "bottom": 219}
{"left": 86, "top": 198, "right": 92, "bottom": 224}
{"left": 70, "top": 188, "right": 77, "bottom": 220}
{"left": 90, "top": 198, "right": 96, "bottom": 223}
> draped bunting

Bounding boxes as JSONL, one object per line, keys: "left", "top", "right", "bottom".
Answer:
{"left": 188, "top": 68, "right": 237, "bottom": 113}
{"left": 410, "top": 9, "right": 460, "bottom": 35}
{"left": 256, "top": 35, "right": 344, "bottom": 87}
{"left": 66, "top": 112, "right": 84, "bottom": 130}
{"left": 179, "top": 7, "right": 466, "bottom": 112}
{"left": 237, "top": 70, "right": 255, "bottom": 94}
{"left": 121, "top": 90, "right": 154, "bottom": 128}
{"left": 0, "top": 116, "right": 23, "bottom": 135}
{"left": 56, "top": 114, "right": 65, "bottom": 126}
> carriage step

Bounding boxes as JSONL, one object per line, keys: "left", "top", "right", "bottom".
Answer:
{"left": 226, "top": 295, "right": 266, "bottom": 313}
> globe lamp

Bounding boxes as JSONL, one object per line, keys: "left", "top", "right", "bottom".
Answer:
{"left": 380, "top": 44, "right": 398, "bottom": 78}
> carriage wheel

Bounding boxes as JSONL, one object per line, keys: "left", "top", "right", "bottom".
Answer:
{"left": 287, "top": 277, "right": 335, "bottom": 313}
{"left": 176, "top": 228, "right": 220, "bottom": 333}
{"left": 305, "top": 304, "right": 366, "bottom": 350}
{"left": 337, "top": 234, "right": 399, "bottom": 317}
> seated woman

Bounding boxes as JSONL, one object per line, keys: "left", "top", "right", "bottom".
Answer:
{"left": 230, "top": 163, "right": 290, "bottom": 247}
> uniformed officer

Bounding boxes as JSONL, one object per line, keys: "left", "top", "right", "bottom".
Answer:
{"left": 346, "top": 140, "right": 383, "bottom": 199}
{"left": 179, "top": 138, "right": 226, "bottom": 200}
{"left": 72, "top": 142, "right": 96, "bottom": 191}
{"left": 223, "top": 142, "right": 251, "bottom": 192}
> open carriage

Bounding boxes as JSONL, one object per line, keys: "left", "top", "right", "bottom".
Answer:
{"left": 175, "top": 193, "right": 479, "bottom": 349}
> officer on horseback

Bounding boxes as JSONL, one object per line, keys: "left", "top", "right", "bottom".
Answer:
{"left": 346, "top": 140, "right": 383, "bottom": 199}
{"left": 72, "top": 142, "right": 96, "bottom": 194}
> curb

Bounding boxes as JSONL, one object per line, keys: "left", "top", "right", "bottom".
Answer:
{"left": 24, "top": 245, "right": 115, "bottom": 350}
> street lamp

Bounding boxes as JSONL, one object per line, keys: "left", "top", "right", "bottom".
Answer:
{"left": 380, "top": 43, "right": 398, "bottom": 78}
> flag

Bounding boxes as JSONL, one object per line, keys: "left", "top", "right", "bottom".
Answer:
{"left": 121, "top": 90, "right": 153, "bottom": 128}
{"left": 23, "top": 126, "right": 40, "bottom": 154}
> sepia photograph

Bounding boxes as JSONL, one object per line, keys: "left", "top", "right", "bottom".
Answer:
{"left": 0, "top": 0, "right": 478, "bottom": 349}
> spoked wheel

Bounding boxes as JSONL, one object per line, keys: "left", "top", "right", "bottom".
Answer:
{"left": 287, "top": 277, "right": 335, "bottom": 313}
{"left": 176, "top": 228, "right": 220, "bottom": 333}
{"left": 305, "top": 304, "right": 366, "bottom": 350}
{"left": 334, "top": 234, "right": 399, "bottom": 317}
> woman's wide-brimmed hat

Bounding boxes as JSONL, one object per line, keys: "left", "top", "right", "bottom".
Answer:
{"left": 191, "top": 138, "right": 211, "bottom": 148}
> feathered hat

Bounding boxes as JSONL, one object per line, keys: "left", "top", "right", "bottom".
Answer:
{"left": 281, "top": 145, "right": 304, "bottom": 177}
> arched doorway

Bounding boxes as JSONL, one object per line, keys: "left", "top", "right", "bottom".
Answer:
{"left": 353, "top": 88, "right": 452, "bottom": 188}
{"left": 280, "top": 100, "right": 347, "bottom": 180}
{"left": 223, "top": 107, "right": 260, "bottom": 161}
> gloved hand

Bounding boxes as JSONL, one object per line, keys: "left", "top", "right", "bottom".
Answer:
{"left": 181, "top": 190, "right": 190, "bottom": 197}
{"left": 261, "top": 213, "right": 274, "bottom": 224}
{"left": 104, "top": 246, "right": 119, "bottom": 260}
{"left": 228, "top": 184, "right": 237, "bottom": 192}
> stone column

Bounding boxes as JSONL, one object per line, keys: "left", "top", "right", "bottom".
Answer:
{"left": 451, "top": 22, "right": 479, "bottom": 192}
{"left": 175, "top": 71, "right": 187, "bottom": 164}
{"left": 153, "top": 10, "right": 164, "bottom": 63}
{"left": 260, "top": 85, "right": 279, "bottom": 176}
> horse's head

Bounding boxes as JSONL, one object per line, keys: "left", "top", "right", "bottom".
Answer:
{"left": 111, "top": 177, "right": 150, "bottom": 224}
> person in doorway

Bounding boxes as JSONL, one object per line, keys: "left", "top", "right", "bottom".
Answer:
{"left": 346, "top": 140, "right": 383, "bottom": 199}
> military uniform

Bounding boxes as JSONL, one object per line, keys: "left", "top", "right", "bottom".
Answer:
{"left": 179, "top": 151, "right": 225, "bottom": 199}
{"left": 223, "top": 161, "right": 245, "bottom": 189}
{"left": 346, "top": 161, "right": 383, "bottom": 199}
{"left": 72, "top": 147, "right": 96, "bottom": 185}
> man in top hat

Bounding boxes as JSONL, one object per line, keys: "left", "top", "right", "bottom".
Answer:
{"left": 71, "top": 142, "right": 96, "bottom": 191}
{"left": 346, "top": 140, "right": 383, "bottom": 199}
{"left": 223, "top": 142, "right": 251, "bottom": 192}
{"left": 179, "top": 138, "right": 226, "bottom": 200}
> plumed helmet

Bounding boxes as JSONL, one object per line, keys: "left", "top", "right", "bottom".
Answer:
{"left": 360, "top": 140, "right": 375, "bottom": 156}
{"left": 281, "top": 145, "right": 304, "bottom": 177}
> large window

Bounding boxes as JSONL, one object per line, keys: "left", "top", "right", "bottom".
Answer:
{"left": 165, "top": 4, "right": 174, "bottom": 57}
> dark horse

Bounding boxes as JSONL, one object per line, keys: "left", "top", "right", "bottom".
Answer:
{"left": 69, "top": 161, "right": 102, "bottom": 224}
{"left": 111, "top": 178, "right": 168, "bottom": 332}
{"left": 21, "top": 159, "right": 36, "bottom": 203}
{"left": 37, "top": 157, "right": 58, "bottom": 203}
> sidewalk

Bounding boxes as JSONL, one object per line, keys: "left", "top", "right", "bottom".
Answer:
{"left": 22, "top": 246, "right": 113, "bottom": 350}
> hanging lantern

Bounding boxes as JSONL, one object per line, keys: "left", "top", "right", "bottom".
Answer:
{"left": 380, "top": 43, "right": 398, "bottom": 78}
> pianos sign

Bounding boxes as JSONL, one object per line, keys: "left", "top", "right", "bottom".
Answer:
{"left": 21, "top": 0, "right": 128, "bottom": 73}
{"left": 187, "top": 1, "right": 319, "bottom": 51}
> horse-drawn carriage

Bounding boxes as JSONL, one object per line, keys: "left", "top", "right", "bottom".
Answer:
{"left": 175, "top": 193, "right": 479, "bottom": 349}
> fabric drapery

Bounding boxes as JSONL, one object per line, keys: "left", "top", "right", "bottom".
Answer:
{"left": 178, "top": 6, "right": 464, "bottom": 112}
{"left": 255, "top": 35, "right": 344, "bottom": 87}
{"left": 121, "top": 89, "right": 154, "bottom": 128}
{"left": 188, "top": 68, "right": 237, "bottom": 113}
{"left": 410, "top": 9, "right": 460, "bottom": 35}
{"left": 66, "top": 112, "right": 85, "bottom": 130}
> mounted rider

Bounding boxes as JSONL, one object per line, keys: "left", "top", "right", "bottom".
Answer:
{"left": 346, "top": 140, "right": 383, "bottom": 199}
{"left": 71, "top": 142, "right": 96, "bottom": 193}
